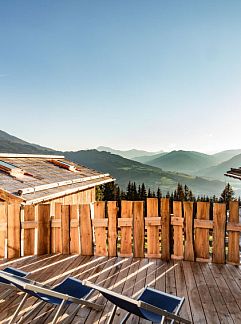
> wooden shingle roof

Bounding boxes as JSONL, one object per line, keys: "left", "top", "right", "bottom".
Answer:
{"left": 0, "top": 154, "right": 114, "bottom": 204}
{"left": 225, "top": 167, "right": 241, "bottom": 181}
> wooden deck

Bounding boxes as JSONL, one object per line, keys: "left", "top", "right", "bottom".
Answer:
{"left": 0, "top": 255, "right": 241, "bottom": 323}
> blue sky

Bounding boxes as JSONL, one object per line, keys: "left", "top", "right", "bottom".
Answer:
{"left": 0, "top": 1, "right": 241, "bottom": 153}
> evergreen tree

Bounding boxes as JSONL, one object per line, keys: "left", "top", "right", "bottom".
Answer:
{"left": 147, "top": 188, "right": 152, "bottom": 198}
{"left": 220, "top": 183, "right": 235, "bottom": 203}
{"left": 95, "top": 185, "right": 104, "bottom": 201}
{"left": 140, "top": 183, "right": 147, "bottom": 201}
{"left": 157, "top": 187, "right": 162, "bottom": 199}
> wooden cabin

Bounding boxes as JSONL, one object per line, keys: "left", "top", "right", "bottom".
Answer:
{"left": 0, "top": 153, "right": 114, "bottom": 206}
{"left": 225, "top": 167, "right": 241, "bottom": 180}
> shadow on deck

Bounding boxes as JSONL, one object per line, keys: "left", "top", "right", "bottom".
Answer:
{"left": 0, "top": 255, "right": 241, "bottom": 323}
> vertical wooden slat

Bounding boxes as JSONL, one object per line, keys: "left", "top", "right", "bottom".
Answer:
{"left": 146, "top": 198, "right": 160, "bottom": 258}
{"left": 108, "top": 201, "right": 118, "bottom": 257}
{"left": 23, "top": 205, "right": 35, "bottom": 256}
{"left": 195, "top": 202, "right": 210, "bottom": 262}
{"left": 133, "top": 201, "right": 144, "bottom": 258}
{"left": 94, "top": 201, "right": 107, "bottom": 256}
{"left": 53, "top": 203, "right": 62, "bottom": 253}
{"left": 119, "top": 201, "right": 133, "bottom": 257}
{"left": 183, "top": 201, "right": 194, "bottom": 261}
{"left": 70, "top": 204, "right": 79, "bottom": 254}
{"left": 80, "top": 204, "right": 93, "bottom": 255}
{"left": 171, "top": 201, "right": 183, "bottom": 260}
{"left": 161, "top": 198, "right": 170, "bottom": 261}
{"left": 37, "top": 204, "right": 50, "bottom": 255}
{"left": 61, "top": 205, "right": 70, "bottom": 254}
{"left": 0, "top": 203, "right": 7, "bottom": 258}
{"left": 227, "top": 201, "right": 239, "bottom": 265}
{"left": 7, "top": 204, "right": 21, "bottom": 259}
{"left": 212, "top": 203, "right": 226, "bottom": 264}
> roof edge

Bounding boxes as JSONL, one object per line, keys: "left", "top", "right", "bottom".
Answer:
{"left": 0, "top": 153, "right": 65, "bottom": 159}
{"left": 24, "top": 177, "right": 115, "bottom": 205}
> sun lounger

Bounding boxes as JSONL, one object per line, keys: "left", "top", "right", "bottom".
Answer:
{"left": 83, "top": 280, "right": 191, "bottom": 324}
{"left": 0, "top": 271, "right": 103, "bottom": 324}
{"left": 0, "top": 267, "right": 28, "bottom": 300}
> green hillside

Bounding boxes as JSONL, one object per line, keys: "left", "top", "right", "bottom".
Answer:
{"left": 199, "top": 153, "right": 241, "bottom": 180}
{"left": 65, "top": 150, "right": 224, "bottom": 196}
{"left": 0, "top": 130, "right": 226, "bottom": 196}
{"left": 146, "top": 150, "right": 218, "bottom": 173}
{"left": 97, "top": 146, "right": 163, "bottom": 159}
{"left": 212, "top": 149, "right": 241, "bottom": 163}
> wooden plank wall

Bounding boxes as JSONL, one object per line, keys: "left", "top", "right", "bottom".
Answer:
{"left": 0, "top": 199, "right": 240, "bottom": 264}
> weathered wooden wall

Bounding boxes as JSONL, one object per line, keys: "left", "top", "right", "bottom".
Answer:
{"left": 0, "top": 198, "right": 240, "bottom": 264}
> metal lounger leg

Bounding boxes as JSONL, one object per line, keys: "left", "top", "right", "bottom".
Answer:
{"left": 17, "top": 300, "right": 45, "bottom": 324}
{"left": 107, "top": 305, "right": 117, "bottom": 324}
{"left": 120, "top": 312, "right": 131, "bottom": 324}
{"left": 9, "top": 293, "right": 28, "bottom": 324}
{"left": 52, "top": 300, "right": 66, "bottom": 324}
{"left": 170, "top": 297, "right": 185, "bottom": 324}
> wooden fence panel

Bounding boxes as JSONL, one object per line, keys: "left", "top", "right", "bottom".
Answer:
{"left": 119, "top": 201, "right": 133, "bottom": 257}
{"left": 171, "top": 201, "right": 183, "bottom": 260}
{"left": 183, "top": 202, "right": 194, "bottom": 261}
{"left": 194, "top": 202, "right": 210, "bottom": 262}
{"left": 213, "top": 203, "right": 226, "bottom": 264}
{"left": 146, "top": 198, "right": 161, "bottom": 258}
{"left": 7, "top": 204, "right": 21, "bottom": 259}
{"left": 94, "top": 201, "right": 107, "bottom": 256}
{"left": 23, "top": 205, "right": 35, "bottom": 256}
{"left": 80, "top": 204, "right": 93, "bottom": 255}
{"left": 227, "top": 201, "right": 239, "bottom": 265}
{"left": 108, "top": 201, "right": 118, "bottom": 257}
{"left": 0, "top": 204, "right": 7, "bottom": 258}
{"left": 161, "top": 198, "right": 170, "bottom": 261}
{"left": 61, "top": 205, "right": 70, "bottom": 254}
{"left": 70, "top": 205, "right": 79, "bottom": 254}
{"left": 133, "top": 201, "right": 144, "bottom": 257}
{"left": 37, "top": 204, "right": 50, "bottom": 255}
{"left": 52, "top": 203, "right": 62, "bottom": 253}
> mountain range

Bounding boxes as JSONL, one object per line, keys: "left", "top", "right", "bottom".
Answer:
{"left": 0, "top": 130, "right": 240, "bottom": 196}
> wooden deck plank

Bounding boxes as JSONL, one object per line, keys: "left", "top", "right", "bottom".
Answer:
{"left": 0, "top": 254, "right": 71, "bottom": 322}
{"left": 191, "top": 262, "right": 220, "bottom": 323}
{"left": 199, "top": 262, "right": 234, "bottom": 324}
{"left": 99, "top": 257, "right": 137, "bottom": 323}
{"left": 174, "top": 262, "right": 193, "bottom": 323}
{"left": 209, "top": 263, "right": 241, "bottom": 323}
{"left": 182, "top": 261, "right": 207, "bottom": 323}
{"left": 25, "top": 255, "right": 90, "bottom": 324}
{"left": 0, "top": 256, "right": 241, "bottom": 323}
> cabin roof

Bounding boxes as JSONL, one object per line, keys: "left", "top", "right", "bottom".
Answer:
{"left": 0, "top": 154, "right": 114, "bottom": 204}
{"left": 225, "top": 167, "right": 241, "bottom": 181}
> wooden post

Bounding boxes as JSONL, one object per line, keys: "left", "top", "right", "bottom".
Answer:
{"left": 0, "top": 203, "right": 7, "bottom": 258}
{"left": 61, "top": 205, "right": 70, "bottom": 254}
{"left": 183, "top": 201, "right": 194, "bottom": 261}
{"left": 146, "top": 198, "right": 161, "bottom": 258}
{"left": 194, "top": 202, "right": 210, "bottom": 262}
{"left": 161, "top": 198, "right": 170, "bottom": 261}
{"left": 70, "top": 205, "right": 79, "bottom": 254}
{"left": 51, "top": 203, "right": 62, "bottom": 254}
{"left": 108, "top": 201, "right": 118, "bottom": 257}
{"left": 133, "top": 201, "right": 144, "bottom": 258}
{"left": 23, "top": 205, "right": 35, "bottom": 256}
{"left": 94, "top": 201, "right": 107, "bottom": 256}
{"left": 7, "top": 204, "right": 21, "bottom": 259}
{"left": 79, "top": 204, "right": 93, "bottom": 255}
{"left": 171, "top": 201, "right": 184, "bottom": 260}
{"left": 212, "top": 203, "right": 226, "bottom": 264}
{"left": 227, "top": 201, "right": 239, "bottom": 265}
{"left": 119, "top": 201, "right": 133, "bottom": 257}
{"left": 37, "top": 204, "right": 50, "bottom": 255}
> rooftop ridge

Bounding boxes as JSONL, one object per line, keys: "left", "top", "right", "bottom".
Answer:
{"left": 0, "top": 153, "right": 65, "bottom": 159}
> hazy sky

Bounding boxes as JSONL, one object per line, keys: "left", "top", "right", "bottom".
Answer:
{"left": 0, "top": 1, "right": 241, "bottom": 153}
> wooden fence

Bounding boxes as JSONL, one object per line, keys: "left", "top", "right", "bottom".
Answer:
{"left": 0, "top": 199, "right": 240, "bottom": 264}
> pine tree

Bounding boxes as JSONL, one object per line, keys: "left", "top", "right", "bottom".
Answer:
{"left": 220, "top": 183, "right": 235, "bottom": 203}
{"left": 140, "top": 183, "right": 147, "bottom": 201}
{"left": 95, "top": 185, "right": 104, "bottom": 201}
{"left": 157, "top": 187, "right": 162, "bottom": 199}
